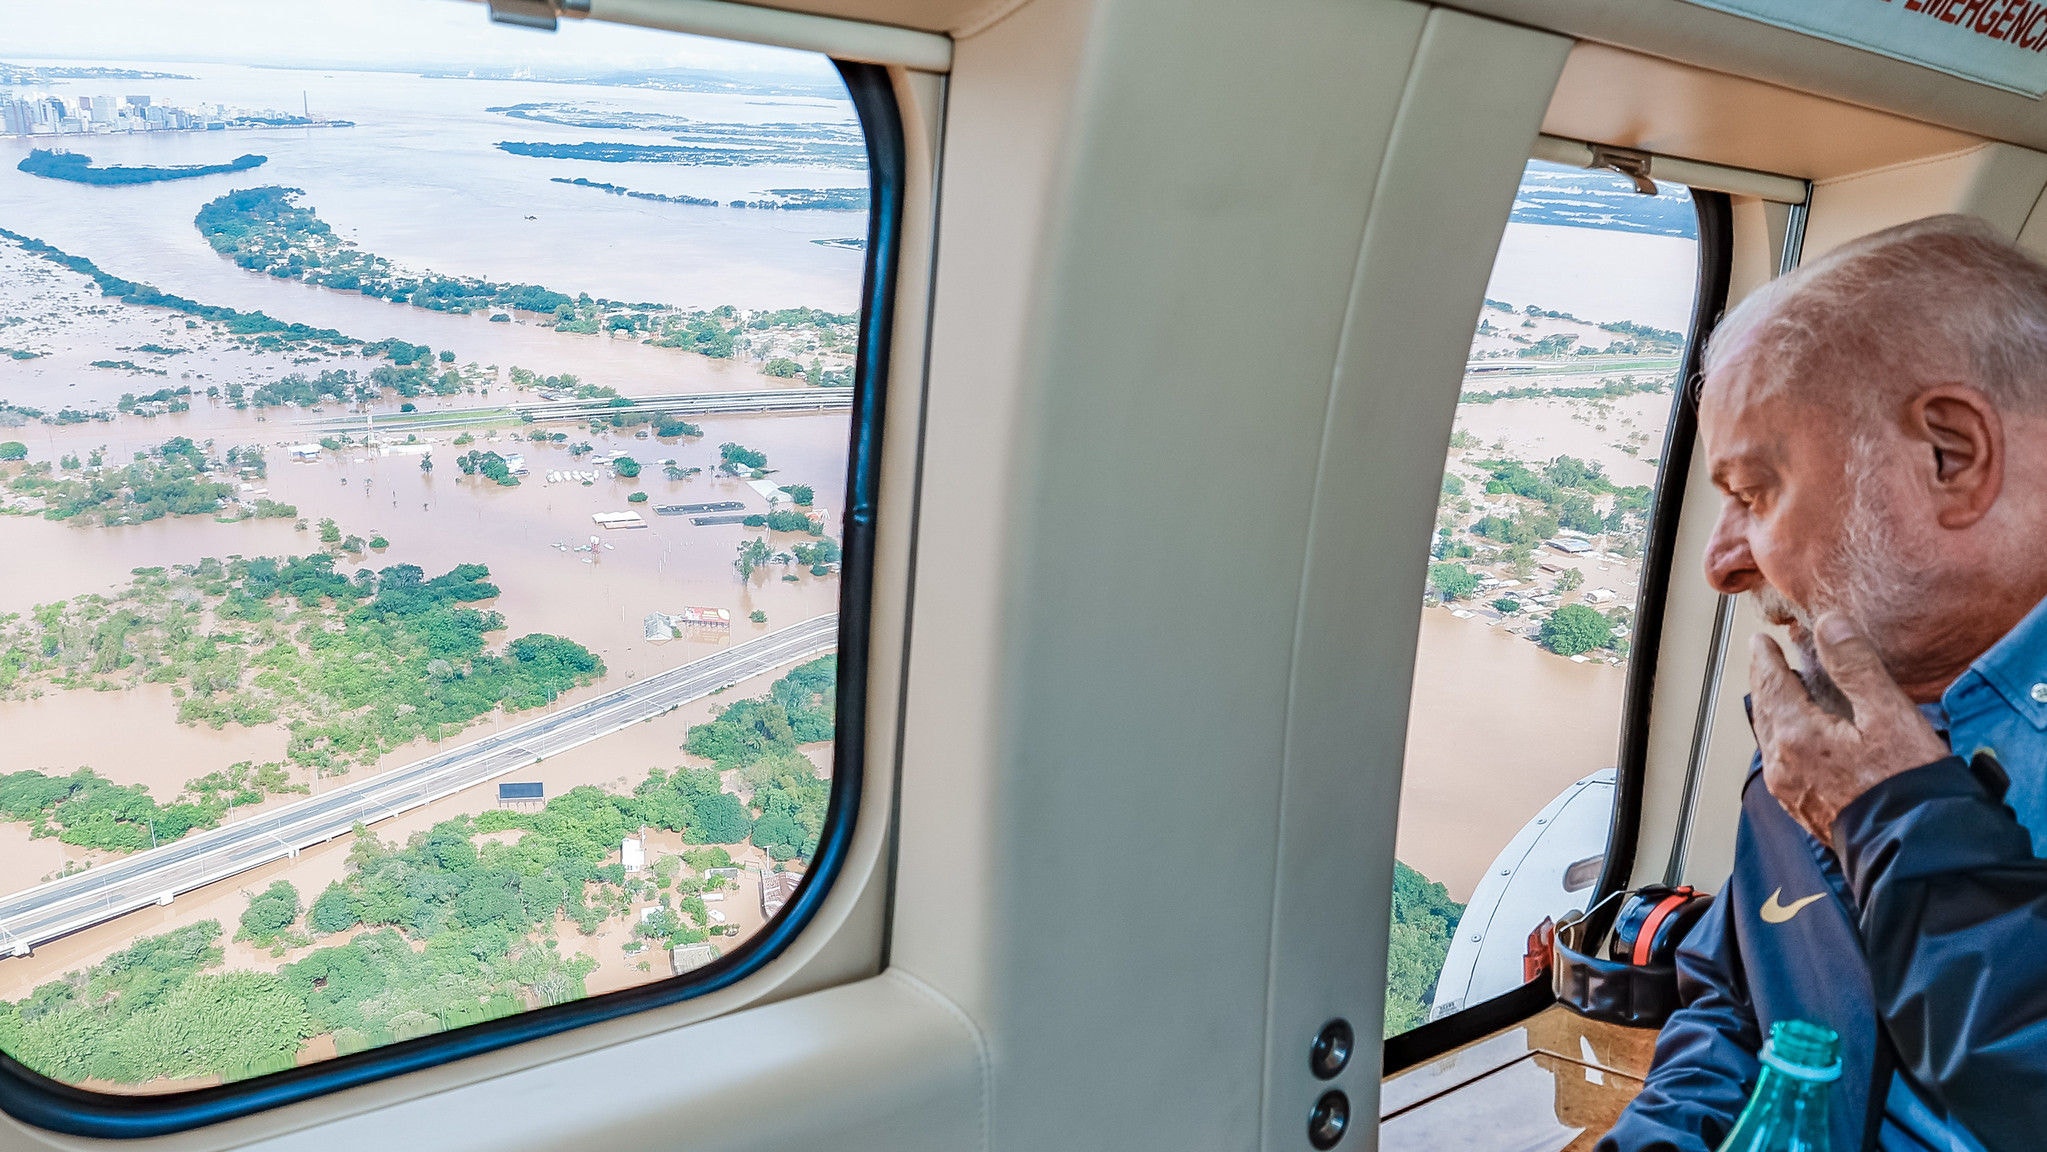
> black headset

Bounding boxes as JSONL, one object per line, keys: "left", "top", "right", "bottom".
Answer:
{"left": 1550, "top": 885, "right": 1715, "bottom": 1027}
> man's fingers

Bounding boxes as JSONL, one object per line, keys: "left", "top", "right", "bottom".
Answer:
{"left": 1811, "top": 611, "right": 1912, "bottom": 723}
{"left": 1748, "top": 631, "right": 1814, "bottom": 733}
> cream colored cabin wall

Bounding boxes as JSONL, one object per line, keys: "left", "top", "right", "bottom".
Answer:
{"left": 888, "top": 0, "right": 1098, "bottom": 1026}
{"left": 939, "top": 0, "right": 1578, "bottom": 1144}
{"left": 1543, "top": 42, "right": 1976, "bottom": 185}
{"left": 1263, "top": 11, "right": 1568, "bottom": 1142}
{"left": 973, "top": 0, "right": 1444, "bottom": 1139}
{"left": 1803, "top": 143, "right": 2047, "bottom": 259}
{"left": 1725, "top": 197, "right": 1789, "bottom": 305}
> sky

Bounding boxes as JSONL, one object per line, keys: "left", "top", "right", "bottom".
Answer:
{"left": 0, "top": 0, "right": 833, "bottom": 76}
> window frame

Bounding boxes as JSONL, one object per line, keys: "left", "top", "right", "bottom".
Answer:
{"left": 1382, "top": 182, "right": 1734, "bottom": 1074}
{"left": 0, "top": 57, "right": 906, "bottom": 1140}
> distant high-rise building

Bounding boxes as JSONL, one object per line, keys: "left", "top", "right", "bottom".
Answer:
{"left": 0, "top": 101, "right": 25, "bottom": 136}
{"left": 125, "top": 95, "right": 150, "bottom": 108}
{"left": 89, "top": 95, "right": 116, "bottom": 123}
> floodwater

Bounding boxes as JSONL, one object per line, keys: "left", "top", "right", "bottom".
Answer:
{"left": 0, "top": 62, "right": 867, "bottom": 313}
{"left": 1484, "top": 223, "right": 1699, "bottom": 331}
{"left": 0, "top": 52, "right": 858, "bottom": 1028}
{"left": 1450, "top": 389, "right": 1674, "bottom": 489}
{"left": 1398, "top": 608, "right": 1626, "bottom": 902}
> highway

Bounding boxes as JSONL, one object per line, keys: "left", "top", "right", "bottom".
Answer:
{"left": 0, "top": 614, "right": 840, "bottom": 958}
{"left": 295, "top": 387, "right": 852, "bottom": 435}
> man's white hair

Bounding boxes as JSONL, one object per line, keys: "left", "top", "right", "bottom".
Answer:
{"left": 1704, "top": 214, "right": 2047, "bottom": 419}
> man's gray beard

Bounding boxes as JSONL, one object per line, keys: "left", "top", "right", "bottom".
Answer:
{"left": 1751, "top": 584, "right": 1856, "bottom": 720}
{"left": 1744, "top": 435, "right": 1931, "bottom": 723}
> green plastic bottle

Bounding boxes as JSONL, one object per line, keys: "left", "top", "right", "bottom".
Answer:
{"left": 1716, "top": 1019, "right": 1840, "bottom": 1152}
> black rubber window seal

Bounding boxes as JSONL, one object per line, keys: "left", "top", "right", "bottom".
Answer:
{"left": 1382, "top": 187, "right": 1736, "bottom": 1076}
{"left": 0, "top": 57, "right": 905, "bottom": 1140}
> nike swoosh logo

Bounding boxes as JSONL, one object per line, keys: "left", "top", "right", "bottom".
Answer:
{"left": 1759, "top": 888, "right": 1826, "bottom": 924}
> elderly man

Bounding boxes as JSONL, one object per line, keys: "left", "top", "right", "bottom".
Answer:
{"left": 1599, "top": 215, "right": 2047, "bottom": 1152}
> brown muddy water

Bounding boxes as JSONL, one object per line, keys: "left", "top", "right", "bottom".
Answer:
{"left": 1398, "top": 608, "right": 1627, "bottom": 903}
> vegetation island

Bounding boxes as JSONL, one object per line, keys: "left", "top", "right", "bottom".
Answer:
{"left": 488, "top": 102, "right": 865, "bottom": 168}
{"left": 0, "top": 554, "right": 604, "bottom": 773}
{"left": 190, "top": 187, "right": 859, "bottom": 376}
{"left": 17, "top": 148, "right": 267, "bottom": 186}
{"left": 552, "top": 176, "right": 868, "bottom": 212}
{"left": 5, "top": 437, "right": 291, "bottom": 526}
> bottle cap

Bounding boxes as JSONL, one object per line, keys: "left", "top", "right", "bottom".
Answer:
{"left": 1761, "top": 1019, "right": 1842, "bottom": 1083}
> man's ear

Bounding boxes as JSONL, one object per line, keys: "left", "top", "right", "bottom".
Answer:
{"left": 1907, "top": 384, "right": 2003, "bottom": 529}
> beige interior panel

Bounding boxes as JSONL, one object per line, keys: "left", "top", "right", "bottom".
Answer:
{"left": 1671, "top": 593, "right": 1772, "bottom": 891}
{"left": 248, "top": 972, "right": 985, "bottom": 1152}
{"left": 1544, "top": 42, "right": 1978, "bottom": 183}
{"left": 888, "top": 0, "right": 1098, "bottom": 1022}
{"left": 1264, "top": 9, "right": 1568, "bottom": 1141}
{"left": 1803, "top": 143, "right": 2047, "bottom": 259}
{"left": 948, "top": 0, "right": 1518, "bottom": 1141}
{"left": 1724, "top": 197, "right": 1791, "bottom": 305}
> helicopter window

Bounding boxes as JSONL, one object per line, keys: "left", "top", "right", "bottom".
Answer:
{"left": 1383, "top": 159, "right": 1704, "bottom": 1039}
{"left": 0, "top": 2, "right": 894, "bottom": 1135}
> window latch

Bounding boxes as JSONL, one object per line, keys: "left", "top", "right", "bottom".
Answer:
{"left": 486, "top": 0, "right": 591, "bottom": 31}
{"left": 1589, "top": 144, "right": 1657, "bottom": 196}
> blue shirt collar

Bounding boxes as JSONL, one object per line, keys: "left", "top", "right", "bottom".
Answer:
{"left": 1943, "top": 593, "right": 2047, "bottom": 732}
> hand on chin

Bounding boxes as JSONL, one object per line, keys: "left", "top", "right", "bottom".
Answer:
{"left": 1749, "top": 611, "right": 1948, "bottom": 846}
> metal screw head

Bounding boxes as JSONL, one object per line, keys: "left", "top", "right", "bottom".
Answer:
{"left": 1308, "top": 1090, "right": 1350, "bottom": 1149}
{"left": 1309, "top": 1018, "right": 1354, "bottom": 1080}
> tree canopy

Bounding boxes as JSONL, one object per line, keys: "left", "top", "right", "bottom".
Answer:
{"left": 1539, "top": 603, "right": 1614, "bottom": 656}
{"left": 1428, "top": 562, "right": 1480, "bottom": 602}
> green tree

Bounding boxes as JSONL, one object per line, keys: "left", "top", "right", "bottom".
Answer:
{"left": 1556, "top": 568, "right": 1585, "bottom": 592}
{"left": 318, "top": 518, "right": 341, "bottom": 545}
{"left": 781, "top": 483, "right": 814, "bottom": 506}
{"left": 1540, "top": 603, "right": 1614, "bottom": 656}
{"left": 749, "top": 609, "right": 767, "bottom": 624}
{"left": 734, "top": 537, "right": 773, "bottom": 580}
{"left": 308, "top": 881, "right": 360, "bottom": 934}
{"left": 1543, "top": 455, "right": 1608, "bottom": 491}
{"left": 1427, "top": 562, "right": 1480, "bottom": 602}
{"left": 688, "top": 793, "right": 753, "bottom": 844}
{"left": 237, "top": 880, "right": 302, "bottom": 945}
{"left": 1491, "top": 598, "right": 1521, "bottom": 615}
{"left": 612, "top": 456, "right": 641, "bottom": 479}
{"left": 1384, "top": 861, "right": 1463, "bottom": 1036}
{"left": 1555, "top": 493, "right": 1604, "bottom": 534}
{"left": 718, "top": 442, "right": 768, "bottom": 471}
{"left": 0, "top": 442, "right": 26, "bottom": 461}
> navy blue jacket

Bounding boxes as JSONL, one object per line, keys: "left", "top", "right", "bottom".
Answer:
{"left": 1599, "top": 752, "right": 2044, "bottom": 1152}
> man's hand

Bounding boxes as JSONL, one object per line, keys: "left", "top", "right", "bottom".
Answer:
{"left": 1750, "top": 611, "right": 1950, "bottom": 847}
